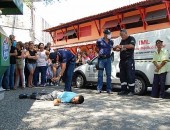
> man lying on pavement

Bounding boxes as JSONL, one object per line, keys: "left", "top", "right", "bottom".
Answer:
{"left": 19, "top": 90, "right": 84, "bottom": 106}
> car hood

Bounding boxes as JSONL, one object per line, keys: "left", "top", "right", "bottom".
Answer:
{"left": 74, "top": 64, "right": 88, "bottom": 72}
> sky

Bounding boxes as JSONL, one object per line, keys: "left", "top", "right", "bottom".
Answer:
{"left": 34, "top": 0, "right": 143, "bottom": 27}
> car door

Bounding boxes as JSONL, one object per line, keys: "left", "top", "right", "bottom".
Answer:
{"left": 86, "top": 57, "right": 98, "bottom": 82}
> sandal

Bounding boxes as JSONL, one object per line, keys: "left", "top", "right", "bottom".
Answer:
{"left": 31, "top": 84, "right": 35, "bottom": 87}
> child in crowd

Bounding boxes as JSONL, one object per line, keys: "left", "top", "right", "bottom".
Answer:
{"left": 46, "top": 59, "right": 53, "bottom": 86}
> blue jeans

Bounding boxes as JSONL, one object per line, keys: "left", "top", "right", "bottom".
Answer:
{"left": 34, "top": 66, "right": 47, "bottom": 86}
{"left": 151, "top": 72, "right": 167, "bottom": 98}
{"left": 0, "top": 75, "right": 3, "bottom": 88}
{"left": 9, "top": 64, "right": 16, "bottom": 89}
{"left": 2, "top": 66, "right": 10, "bottom": 89}
{"left": 62, "top": 61, "right": 75, "bottom": 91}
{"left": 97, "top": 57, "right": 112, "bottom": 92}
{"left": 119, "top": 59, "right": 135, "bottom": 93}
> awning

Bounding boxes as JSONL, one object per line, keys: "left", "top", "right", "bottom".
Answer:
{"left": 0, "top": 0, "right": 23, "bottom": 15}
{"left": 53, "top": 40, "right": 96, "bottom": 49}
{"left": 145, "top": 9, "right": 167, "bottom": 22}
{"left": 103, "top": 20, "right": 118, "bottom": 29}
{"left": 64, "top": 30, "right": 76, "bottom": 36}
{"left": 56, "top": 33, "right": 64, "bottom": 39}
{"left": 121, "top": 15, "right": 141, "bottom": 24}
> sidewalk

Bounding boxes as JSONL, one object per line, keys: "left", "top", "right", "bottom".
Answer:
{"left": 0, "top": 86, "right": 170, "bottom": 130}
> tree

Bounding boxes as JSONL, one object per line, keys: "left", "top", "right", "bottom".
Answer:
{"left": 23, "top": 0, "right": 56, "bottom": 8}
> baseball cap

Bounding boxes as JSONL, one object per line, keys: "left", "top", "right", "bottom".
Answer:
{"left": 103, "top": 29, "right": 111, "bottom": 34}
{"left": 49, "top": 51, "right": 58, "bottom": 60}
{"left": 156, "top": 39, "right": 163, "bottom": 44}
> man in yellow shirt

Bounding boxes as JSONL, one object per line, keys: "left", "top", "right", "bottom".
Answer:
{"left": 151, "top": 39, "right": 169, "bottom": 98}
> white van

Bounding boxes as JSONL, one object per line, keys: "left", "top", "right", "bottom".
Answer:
{"left": 73, "top": 28, "right": 170, "bottom": 95}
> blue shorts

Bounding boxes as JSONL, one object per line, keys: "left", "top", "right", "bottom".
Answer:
{"left": 27, "top": 63, "right": 36, "bottom": 71}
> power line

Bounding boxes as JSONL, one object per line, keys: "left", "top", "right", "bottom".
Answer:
{"left": 0, "top": 24, "right": 30, "bottom": 30}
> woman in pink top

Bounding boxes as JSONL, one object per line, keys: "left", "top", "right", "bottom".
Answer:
{"left": 88, "top": 48, "right": 95, "bottom": 60}
{"left": 82, "top": 51, "right": 90, "bottom": 64}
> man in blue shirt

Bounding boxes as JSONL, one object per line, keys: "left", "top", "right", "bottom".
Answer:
{"left": 19, "top": 91, "right": 84, "bottom": 106}
{"left": 96, "top": 29, "right": 114, "bottom": 94}
{"left": 49, "top": 49, "right": 76, "bottom": 91}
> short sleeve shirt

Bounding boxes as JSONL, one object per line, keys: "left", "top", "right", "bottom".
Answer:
{"left": 96, "top": 38, "right": 114, "bottom": 56}
{"left": 120, "top": 36, "right": 136, "bottom": 60}
{"left": 57, "top": 91, "right": 77, "bottom": 103}
{"left": 10, "top": 46, "right": 17, "bottom": 64}
{"left": 152, "top": 48, "right": 169, "bottom": 74}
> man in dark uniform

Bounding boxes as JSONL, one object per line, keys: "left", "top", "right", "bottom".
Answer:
{"left": 49, "top": 48, "right": 76, "bottom": 91}
{"left": 114, "top": 29, "right": 136, "bottom": 96}
{"left": 96, "top": 29, "right": 114, "bottom": 94}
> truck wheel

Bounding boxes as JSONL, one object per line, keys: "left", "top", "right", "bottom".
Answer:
{"left": 135, "top": 76, "right": 147, "bottom": 95}
{"left": 75, "top": 74, "right": 85, "bottom": 88}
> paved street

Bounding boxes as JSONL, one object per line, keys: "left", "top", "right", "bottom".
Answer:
{"left": 0, "top": 86, "right": 170, "bottom": 130}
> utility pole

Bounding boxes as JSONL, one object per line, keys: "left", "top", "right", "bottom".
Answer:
{"left": 31, "top": 1, "right": 35, "bottom": 41}
{"left": 12, "top": 16, "right": 16, "bottom": 35}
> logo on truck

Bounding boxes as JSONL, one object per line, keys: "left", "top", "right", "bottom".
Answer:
{"left": 2, "top": 38, "right": 9, "bottom": 61}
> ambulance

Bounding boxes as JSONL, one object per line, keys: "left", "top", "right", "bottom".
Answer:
{"left": 73, "top": 28, "right": 170, "bottom": 95}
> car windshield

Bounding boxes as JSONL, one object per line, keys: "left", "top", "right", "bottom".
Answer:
{"left": 90, "top": 56, "right": 98, "bottom": 65}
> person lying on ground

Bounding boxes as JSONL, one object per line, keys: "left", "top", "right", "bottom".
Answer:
{"left": 19, "top": 90, "right": 84, "bottom": 106}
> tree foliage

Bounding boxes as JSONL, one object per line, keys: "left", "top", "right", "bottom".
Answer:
{"left": 23, "top": 0, "right": 56, "bottom": 8}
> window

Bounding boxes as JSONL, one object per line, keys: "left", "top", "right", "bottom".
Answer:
{"left": 64, "top": 30, "right": 77, "bottom": 39}
{"left": 145, "top": 9, "right": 168, "bottom": 25}
{"left": 51, "top": 31, "right": 56, "bottom": 41}
{"left": 103, "top": 20, "right": 120, "bottom": 32}
{"left": 79, "top": 26, "right": 91, "bottom": 37}
{"left": 121, "top": 15, "right": 143, "bottom": 29}
{"left": 56, "top": 32, "right": 64, "bottom": 41}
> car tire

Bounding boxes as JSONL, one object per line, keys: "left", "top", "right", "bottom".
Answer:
{"left": 135, "top": 76, "right": 147, "bottom": 95}
{"left": 75, "top": 74, "right": 85, "bottom": 88}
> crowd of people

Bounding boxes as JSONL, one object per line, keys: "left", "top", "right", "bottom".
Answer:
{"left": 75, "top": 48, "right": 97, "bottom": 67}
{"left": 0, "top": 28, "right": 169, "bottom": 104}
{"left": 0, "top": 35, "right": 96, "bottom": 92}
{"left": 0, "top": 35, "right": 57, "bottom": 90}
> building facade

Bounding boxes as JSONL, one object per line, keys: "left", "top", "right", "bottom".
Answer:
{"left": 0, "top": 4, "right": 52, "bottom": 44}
{"left": 44, "top": 0, "right": 170, "bottom": 54}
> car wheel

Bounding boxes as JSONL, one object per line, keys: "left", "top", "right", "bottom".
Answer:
{"left": 75, "top": 74, "right": 85, "bottom": 88}
{"left": 135, "top": 76, "right": 147, "bottom": 95}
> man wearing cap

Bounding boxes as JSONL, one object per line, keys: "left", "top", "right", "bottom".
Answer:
{"left": 151, "top": 39, "right": 169, "bottom": 98}
{"left": 49, "top": 48, "right": 76, "bottom": 91}
{"left": 114, "top": 29, "right": 136, "bottom": 96}
{"left": 95, "top": 29, "right": 114, "bottom": 94}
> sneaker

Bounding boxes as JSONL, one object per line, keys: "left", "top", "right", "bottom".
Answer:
{"left": 118, "top": 91, "right": 128, "bottom": 95}
{"left": 39, "top": 84, "right": 46, "bottom": 87}
{"left": 127, "top": 92, "right": 134, "bottom": 96}
{"left": 96, "top": 90, "right": 101, "bottom": 94}
{"left": 29, "top": 94, "right": 37, "bottom": 99}
{"left": 19, "top": 94, "right": 29, "bottom": 99}
{"left": 0, "top": 87, "right": 6, "bottom": 92}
